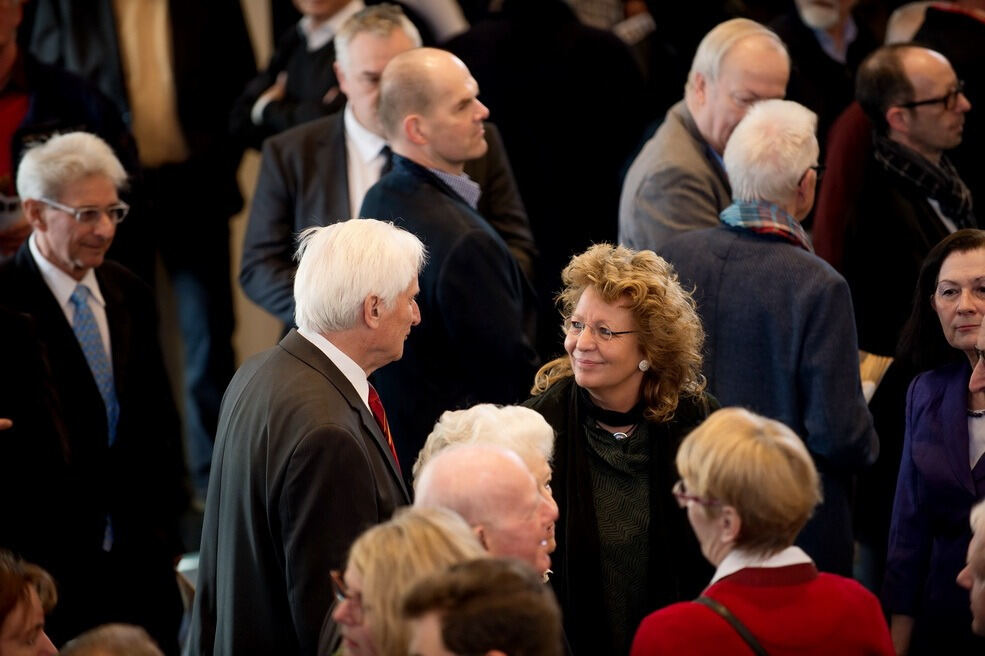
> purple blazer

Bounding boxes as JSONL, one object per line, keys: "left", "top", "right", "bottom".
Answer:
{"left": 884, "top": 359, "right": 985, "bottom": 652}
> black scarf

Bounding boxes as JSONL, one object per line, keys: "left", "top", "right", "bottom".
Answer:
{"left": 873, "top": 134, "right": 975, "bottom": 229}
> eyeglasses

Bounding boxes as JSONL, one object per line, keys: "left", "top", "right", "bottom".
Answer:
{"left": 330, "top": 570, "right": 364, "bottom": 623}
{"left": 799, "top": 164, "right": 825, "bottom": 185}
{"left": 565, "top": 319, "right": 637, "bottom": 342}
{"left": 672, "top": 480, "right": 721, "bottom": 508}
{"left": 40, "top": 197, "right": 129, "bottom": 224}
{"left": 898, "top": 80, "right": 966, "bottom": 111}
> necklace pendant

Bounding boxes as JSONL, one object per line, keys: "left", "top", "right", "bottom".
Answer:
{"left": 612, "top": 431, "right": 629, "bottom": 441}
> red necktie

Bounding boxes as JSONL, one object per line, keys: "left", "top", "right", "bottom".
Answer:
{"left": 368, "top": 384, "right": 401, "bottom": 475}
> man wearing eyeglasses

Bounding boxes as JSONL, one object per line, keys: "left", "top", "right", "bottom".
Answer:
{"left": 845, "top": 44, "right": 975, "bottom": 358}
{"left": 0, "top": 132, "right": 187, "bottom": 654}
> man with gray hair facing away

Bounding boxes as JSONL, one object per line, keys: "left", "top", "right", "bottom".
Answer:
{"left": 619, "top": 17, "right": 789, "bottom": 251}
{"left": 187, "top": 219, "right": 424, "bottom": 655}
{"left": 658, "top": 99, "right": 878, "bottom": 577}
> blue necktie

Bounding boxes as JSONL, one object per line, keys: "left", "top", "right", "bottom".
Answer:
{"left": 69, "top": 284, "right": 119, "bottom": 445}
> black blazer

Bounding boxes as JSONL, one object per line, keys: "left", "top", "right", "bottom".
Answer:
{"left": 0, "top": 244, "right": 187, "bottom": 646}
{"left": 187, "top": 330, "right": 410, "bottom": 656}
{"left": 29, "top": 0, "right": 255, "bottom": 217}
{"left": 359, "top": 154, "right": 539, "bottom": 476}
{"left": 843, "top": 156, "right": 953, "bottom": 356}
{"left": 240, "top": 113, "right": 536, "bottom": 326}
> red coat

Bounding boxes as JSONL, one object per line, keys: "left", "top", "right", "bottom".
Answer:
{"left": 630, "top": 564, "right": 894, "bottom": 655}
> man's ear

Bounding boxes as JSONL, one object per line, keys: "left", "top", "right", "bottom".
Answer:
{"left": 22, "top": 199, "right": 46, "bottom": 231}
{"left": 404, "top": 114, "right": 429, "bottom": 146}
{"left": 363, "top": 294, "right": 383, "bottom": 328}
{"left": 691, "top": 72, "right": 707, "bottom": 106}
{"left": 334, "top": 61, "right": 348, "bottom": 95}
{"left": 886, "top": 106, "right": 909, "bottom": 135}
{"left": 473, "top": 524, "right": 489, "bottom": 551}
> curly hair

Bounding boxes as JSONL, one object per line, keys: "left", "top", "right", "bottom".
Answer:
{"left": 530, "top": 243, "right": 706, "bottom": 422}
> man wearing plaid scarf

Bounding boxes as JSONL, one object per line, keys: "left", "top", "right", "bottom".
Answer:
{"left": 845, "top": 44, "right": 974, "bottom": 357}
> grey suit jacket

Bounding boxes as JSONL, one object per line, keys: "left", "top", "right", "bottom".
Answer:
{"left": 186, "top": 330, "right": 409, "bottom": 655}
{"left": 618, "top": 100, "right": 731, "bottom": 251}
{"left": 240, "top": 112, "right": 536, "bottom": 325}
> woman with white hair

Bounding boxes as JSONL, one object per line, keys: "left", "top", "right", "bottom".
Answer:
{"left": 413, "top": 404, "right": 558, "bottom": 562}
{"left": 631, "top": 408, "right": 893, "bottom": 655}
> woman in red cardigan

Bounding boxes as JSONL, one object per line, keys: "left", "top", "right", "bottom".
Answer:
{"left": 631, "top": 408, "right": 894, "bottom": 656}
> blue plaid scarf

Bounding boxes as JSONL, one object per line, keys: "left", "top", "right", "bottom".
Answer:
{"left": 719, "top": 200, "right": 814, "bottom": 253}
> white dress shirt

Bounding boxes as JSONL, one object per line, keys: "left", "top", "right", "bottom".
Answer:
{"left": 296, "top": 326, "right": 371, "bottom": 412}
{"left": 28, "top": 233, "right": 113, "bottom": 363}
{"left": 344, "top": 103, "right": 388, "bottom": 220}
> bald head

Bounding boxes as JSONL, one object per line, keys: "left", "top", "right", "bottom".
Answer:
{"left": 378, "top": 47, "right": 489, "bottom": 174}
{"left": 415, "top": 444, "right": 558, "bottom": 573}
{"left": 415, "top": 444, "right": 532, "bottom": 526}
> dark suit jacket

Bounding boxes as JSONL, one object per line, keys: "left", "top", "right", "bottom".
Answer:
{"left": 240, "top": 113, "right": 536, "bottom": 326}
{"left": 659, "top": 226, "right": 878, "bottom": 576}
{"left": 0, "top": 244, "right": 187, "bottom": 648}
{"left": 843, "top": 155, "right": 953, "bottom": 356}
{"left": 187, "top": 330, "right": 409, "bottom": 656}
{"left": 359, "top": 154, "right": 539, "bottom": 475}
{"left": 29, "top": 0, "right": 255, "bottom": 218}
{"left": 885, "top": 361, "right": 985, "bottom": 652}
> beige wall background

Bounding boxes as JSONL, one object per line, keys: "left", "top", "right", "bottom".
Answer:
{"left": 230, "top": 0, "right": 284, "bottom": 362}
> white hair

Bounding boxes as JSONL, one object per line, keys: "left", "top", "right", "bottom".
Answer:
{"left": 723, "top": 99, "right": 819, "bottom": 204}
{"left": 415, "top": 444, "right": 533, "bottom": 528}
{"left": 412, "top": 404, "right": 555, "bottom": 484}
{"left": 335, "top": 3, "right": 422, "bottom": 74}
{"left": 17, "top": 132, "right": 127, "bottom": 201}
{"left": 687, "top": 18, "right": 788, "bottom": 89}
{"left": 972, "top": 499, "right": 985, "bottom": 536}
{"left": 293, "top": 219, "right": 425, "bottom": 333}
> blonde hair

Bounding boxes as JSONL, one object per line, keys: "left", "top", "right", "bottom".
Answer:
{"left": 531, "top": 243, "right": 705, "bottom": 422}
{"left": 346, "top": 507, "right": 487, "bottom": 656}
{"left": 412, "top": 404, "right": 554, "bottom": 484}
{"left": 676, "top": 408, "right": 821, "bottom": 555}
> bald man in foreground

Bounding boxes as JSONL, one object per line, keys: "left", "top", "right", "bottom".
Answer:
{"left": 359, "top": 48, "right": 538, "bottom": 478}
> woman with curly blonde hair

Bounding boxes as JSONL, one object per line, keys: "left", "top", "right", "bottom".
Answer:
{"left": 524, "top": 243, "right": 717, "bottom": 655}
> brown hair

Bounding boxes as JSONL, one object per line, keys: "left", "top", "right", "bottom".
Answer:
{"left": 676, "top": 408, "right": 821, "bottom": 554}
{"left": 0, "top": 550, "right": 57, "bottom": 630}
{"left": 530, "top": 243, "right": 706, "bottom": 422}
{"left": 403, "top": 558, "right": 562, "bottom": 656}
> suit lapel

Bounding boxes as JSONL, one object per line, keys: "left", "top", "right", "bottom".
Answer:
{"left": 280, "top": 330, "right": 409, "bottom": 500}
{"left": 941, "top": 363, "right": 977, "bottom": 496}
{"left": 321, "top": 114, "right": 350, "bottom": 223}
{"left": 95, "top": 267, "right": 130, "bottom": 404}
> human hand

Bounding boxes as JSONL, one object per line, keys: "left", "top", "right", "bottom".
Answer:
{"left": 0, "top": 418, "right": 12, "bottom": 430}
{"left": 260, "top": 71, "right": 288, "bottom": 105}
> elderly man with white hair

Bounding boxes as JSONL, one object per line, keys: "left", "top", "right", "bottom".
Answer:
{"left": 658, "top": 99, "right": 878, "bottom": 577}
{"left": 619, "top": 17, "right": 789, "bottom": 251}
{"left": 415, "top": 440, "right": 559, "bottom": 579}
{"left": 188, "top": 218, "right": 424, "bottom": 655}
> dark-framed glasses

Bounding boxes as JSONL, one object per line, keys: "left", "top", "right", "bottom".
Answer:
{"left": 898, "top": 80, "right": 966, "bottom": 111}
{"left": 672, "top": 479, "right": 722, "bottom": 508}
{"left": 564, "top": 318, "right": 637, "bottom": 342}
{"left": 800, "top": 164, "right": 825, "bottom": 185}
{"left": 330, "top": 570, "right": 364, "bottom": 623}
{"left": 40, "top": 197, "right": 129, "bottom": 224}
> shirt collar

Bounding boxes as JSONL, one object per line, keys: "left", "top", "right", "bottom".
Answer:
{"left": 344, "top": 103, "right": 387, "bottom": 164}
{"left": 710, "top": 545, "right": 813, "bottom": 585}
{"left": 296, "top": 326, "right": 370, "bottom": 409}
{"left": 812, "top": 14, "right": 857, "bottom": 64}
{"left": 28, "top": 232, "right": 105, "bottom": 309}
{"left": 298, "top": 0, "right": 365, "bottom": 52}
{"left": 427, "top": 167, "right": 482, "bottom": 209}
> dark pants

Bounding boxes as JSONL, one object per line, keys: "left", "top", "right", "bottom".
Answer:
{"left": 143, "top": 162, "right": 236, "bottom": 496}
